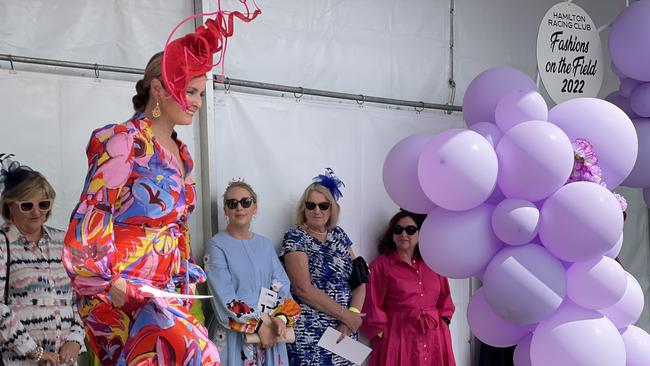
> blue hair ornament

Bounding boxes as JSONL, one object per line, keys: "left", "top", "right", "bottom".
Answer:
{"left": 312, "top": 168, "right": 345, "bottom": 201}
{"left": 0, "top": 153, "right": 33, "bottom": 194}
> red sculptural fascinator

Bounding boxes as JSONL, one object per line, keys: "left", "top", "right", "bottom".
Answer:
{"left": 161, "top": 1, "right": 261, "bottom": 110}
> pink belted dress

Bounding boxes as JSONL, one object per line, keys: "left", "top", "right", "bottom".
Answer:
{"left": 361, "top": 251, "right": 455, "bottom": 366}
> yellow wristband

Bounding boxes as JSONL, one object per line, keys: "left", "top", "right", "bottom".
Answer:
{"left": 275, "top": 314, "right": 289, "bottom": 325}
{"left": 348, "top": 306, "right": 361, "bottom": 314}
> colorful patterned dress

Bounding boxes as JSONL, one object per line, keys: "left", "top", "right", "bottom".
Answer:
{"left": 204, "top": 232, "right": 300, "bottom": 366}
{"left": 279, "top": 226, "right": 356, "bottom": 366}
{"left": 361, "top": 252, "right": 455, "bottom": 366}
{"left": 63, "top": 113, "right": 220, "bottom": 366}
{"left": 0, "top": 224, "right": 86, "bottom": 365}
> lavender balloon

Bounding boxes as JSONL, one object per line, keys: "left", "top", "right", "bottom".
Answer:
{"left": 600, "top": 271, "right": 645, "bottom": 329}
{"left": 609, "top": 0, "right": 650, "bottom": 81}
{"left": 463, "top": 67, "right": 537, "bottom": 126}
{"left": 513, "top": 334, "right": 533, "bottom": 366}
{"left": 630, "top": 82, "right": 650, "bottom": 118}
{"left": 491, "top": 198, "right": 539, "bottom": 245}
{"left": 382, "top": 133, "right": 436, "bottom": 214}
{"left": 566, "top": 256, "right": 627, "bottom": 310}
{"left": 467, "top": 288, "right": 531, "bottom": 347}
{"left": 623, "top": 119, "right": 650, "bottom": 187}
{"left": 605, "top": 233, "right": 624, "bottom": 259}
{"left": 539, "top": 182, "right": 624, "bottom": 262}
{"left": 482, "top": 244, "right": 566, "bottom": 324}
{"left": 531, "top": 301, "right": 625, "bottom": 366}
{"left": 419, "top": 204, "right": 502, "bottom": 278}
{"left": 620, "top": 325, "right": 650, "bottom": 366}
{"left": 548, "top": 97, "right": 638, "bottom": 189}
{"left": 496, "top": 120, "right": 574, "bottom": 202}
{"left": 470, "top": 121, "right": 503, "bottom": 147}
{"left": 495, "top": 89, "right": 548, "bottom": 133}
{"left": 418, "top": 129, "right": 498, "bottom": 211}
{"left": 619, "top": 78, "right": 640, "bottom": 98}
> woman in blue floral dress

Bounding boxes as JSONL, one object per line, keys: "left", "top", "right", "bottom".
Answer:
{"left": 280, "top": 170, "right": 366, "bottom": 365}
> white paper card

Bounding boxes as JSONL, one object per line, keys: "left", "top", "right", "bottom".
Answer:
{"left": 317, "top": 327, "right": 372, "bottom": 365}
{"left": 257, "top": 287, "right": 280, "bottom": 313}
{"left": 139, "top": 285, "right": 213, "bottom": 299}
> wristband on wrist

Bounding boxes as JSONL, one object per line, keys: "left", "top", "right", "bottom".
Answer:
{"left": 254, "top": 319, "right": 264, "bottom": 333}
{"left": 275, "top": 314, "right": 289, "bottom": 325}
{"left": 348, "top": 306, "right": 361, "bottom": 314}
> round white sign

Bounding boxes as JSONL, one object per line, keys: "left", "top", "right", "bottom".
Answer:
{"left": 537, "top": 2, "right": 603, "bottom": 104}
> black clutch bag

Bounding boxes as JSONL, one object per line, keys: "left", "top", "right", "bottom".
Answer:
{"left": 348, "top": 256, "right": 369, "bottom": 290}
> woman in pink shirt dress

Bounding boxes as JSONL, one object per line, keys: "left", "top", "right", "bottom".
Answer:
{"left": 362, "top": 210, "right": 455, "bottom": 366}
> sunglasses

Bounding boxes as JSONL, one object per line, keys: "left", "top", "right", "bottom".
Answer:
{"left": 16, "top": 199, "right": 53, "bottom": 213}
{"left": 225, "top": 197, "right": 255, "bottom": 210}
{"left": 393, "top": 225, "right": 418, "bottom": 236}
{"left": 305, "top": 201, "right": 331, "bottom": 211}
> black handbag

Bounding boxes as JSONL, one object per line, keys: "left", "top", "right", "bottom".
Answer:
{"left": 348, "top": 256, "right": 369, "bottom": 290}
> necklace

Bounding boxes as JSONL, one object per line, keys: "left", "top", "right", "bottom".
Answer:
{"left": 304, "top": 225, "right": 327, "bottom": 236}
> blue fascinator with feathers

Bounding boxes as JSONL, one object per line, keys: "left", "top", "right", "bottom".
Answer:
{"left": 0, "top": 153, "right": 34, "bottom": 195}
{"left": 312, "top": 168, "right": 345, "bottom": 201}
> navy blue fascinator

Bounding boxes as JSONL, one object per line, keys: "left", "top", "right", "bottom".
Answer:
{"left": 312, "top": 168, "right": 345, "bottom": 201}
{"left": 0, "top": 153, "right": 34, "bottom": 194}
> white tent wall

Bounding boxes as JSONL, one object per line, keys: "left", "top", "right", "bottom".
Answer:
{"left": 1, "top": 1, "right": 647, "bottom": 365}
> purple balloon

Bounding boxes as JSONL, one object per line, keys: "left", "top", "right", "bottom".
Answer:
{"left": 531, "top": 301, "right": 626, "bottom": 366}
{"left": 611, "top": 62, "right": 628, "bottom": 79}
{"left": 605, "top": 233, "right": 624, "bottom": 259}
{"left": 483, "top": 244, "right": 566, "bottom": 324}
{"left": 463, "top": 67, "right": 537, "bottom": 126}
{"left": 620, "top": 325, "right": 650, "bottom": 366}
{"left": 470, "top": 121, "right": 503, "bottom": 147}
{"left": 418, "top": 129, "right": 498, "bottom": 211}
{"left": 609, "top": 0, "right": 650, "bottom": 81}
{"left": 467, "top": 288, "right": 531, "bottom": 347}
{"left": 495, "top": 89, "right": 548, "bottom": 133}
{"left": 630, "top": 82, "right": 650, "bottom": 117}
{"left": 605, "top": 91, "right": 639, "bottom": 119}
{"left": 513, "top": 334, "right": 533, "bottom": 366}
{"left": 566, "top": 256, "right": 627, "bottom": 310}
{"left": 548, "top": 97, "right": 638, "bottom": 189}
{"left": 383, "top": 133, "right": 436, "bottom": 213}
{"left": 619, "top": 78, "right": 640, "bottom": 98}
{"left": 491, "top": 198, "right": 539, "bottom": 245}
{"left": 419, "top": 204, "right": 502, "bottom": 278}
{"left": 600, "top": 271, "right": 645, "bottom": 329}
{"left": 623, "top": 119, "right": 650, "bottom": 187}
{"left": 539, "top": 182, "right": 624, "bottom": 262}
{"left": 496, "top": 121, "right": 574, "bottom": 201}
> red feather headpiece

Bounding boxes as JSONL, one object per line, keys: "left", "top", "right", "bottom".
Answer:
{"left": 161, "top": 1, "right": 261, "bottom": 110}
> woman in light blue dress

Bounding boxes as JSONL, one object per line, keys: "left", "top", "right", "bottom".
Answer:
{"left": 205, "top": 181, "right": 301, "bottom": 366}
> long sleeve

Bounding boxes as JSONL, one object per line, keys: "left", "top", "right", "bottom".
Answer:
{"left": 65, "top": 296, "right": 87, "bottom": 352}
{"left": 361, "top": 259, "right": 389, "bottom": 340}
{"left": 436, "top": 275, "right": 455, "bottom": 319}
{"left": 0, "top": 234, "right": 38, "bottom": 356}
{"left": 205, "top": 241, "right": 262, "bottom": 334}
{"left": 172, "top": 225, "right": 205, "bottom": 309}
{"left": 269, "top": 249, "right": 301, "bottom": 326}
{"left": 63, "top": 124, "right": 134, "bottom": 299}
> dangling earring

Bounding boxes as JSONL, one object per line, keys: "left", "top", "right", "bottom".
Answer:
{"left": 152, "top": 99, "right": 161, "bottom": 118}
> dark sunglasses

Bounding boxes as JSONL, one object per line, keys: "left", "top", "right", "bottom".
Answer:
{"left": 393, "top": 225, "right": 418, "bottom": 236}
{"left": 305, "top": 201, "right": 331, "bottom": 211}
{"left": 16, "top": 199, "right": 52, "bottom": 213}
{"left": 225, "top": 197, "right": 255, "bottom": 209}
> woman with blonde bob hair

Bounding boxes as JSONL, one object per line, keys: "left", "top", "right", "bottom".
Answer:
{"left": 0, "top": 154, "right": 85, "bottom": 365}
{"left": 280, "top": 169, "right": 368, "bottom": 365}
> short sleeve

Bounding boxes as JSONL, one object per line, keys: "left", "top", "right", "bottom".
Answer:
{"left": 280, "top": 227, "right": 308, "bottom": 256}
